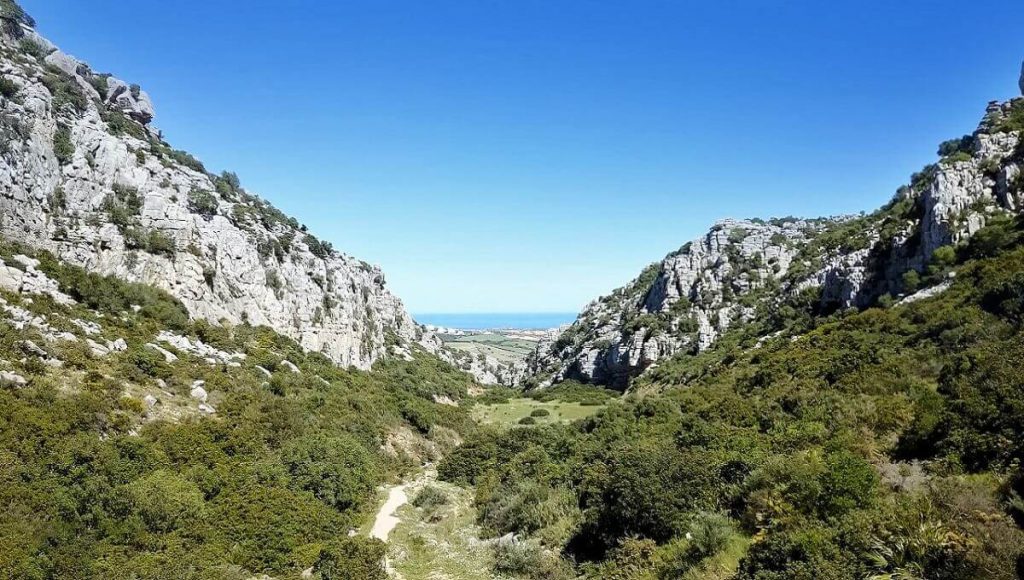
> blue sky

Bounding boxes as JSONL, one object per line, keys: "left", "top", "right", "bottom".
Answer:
{"left": 22, "top": 0, "right": 1024, "bottom": 313}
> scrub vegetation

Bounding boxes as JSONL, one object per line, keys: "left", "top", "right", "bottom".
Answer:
{"left": 439, "top": 214, "right": 1024, "bottom": 579}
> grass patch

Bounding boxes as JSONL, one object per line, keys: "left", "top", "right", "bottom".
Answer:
{"left": 471, "top": 397, "right": 604, "bottom": 427}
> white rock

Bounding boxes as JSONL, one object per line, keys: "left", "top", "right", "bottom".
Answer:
{"left": 143, "top": 394, "right": 158, "bottom": 407}
{"left": 72, "top": 319, "right": 102, "bottom": 336}
{"left": 281, "top": 360, "right": 300, "bottom": 374}
{"left": 190, "top": 384, "right": 208, "bottom": 402}
{"left": 87, "top": 339, "right": 110, "bottom": 357}
{"left": 145, "top": 344, "right": 178, "bottom": 363}
{"left": 0, "top": 371, "right": 27, "bottom": 386}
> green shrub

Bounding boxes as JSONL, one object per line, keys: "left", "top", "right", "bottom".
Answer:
{"left": 53, "top": 124, "right": 74, "bottom": 164}
{"left": 280, "top": 433, "right": 379, "bottom": 512}
{"left": 103, "top": 109, "right": 147, "bottom": 140}
{"left": 313, "top": 537, "right": 387, "bottom": 580}
{"left": 1, "top": 0, "right": 35, "bottom": 29}
{"left": 41, "top": 67, "right": 87, "bottom": 112}
{"left": 518, "top": 416, "right": 536, "bottom": 425}
{"left": 168, "top": 149, "right": 207, "bottom": 173}
{"left": 88, "top": 73, "right": 109, "bottom": 97}
{"left": 126, "top": 470, "right": 205, "bottom": 533}
{"left": 19, "top": 37, "right": 47, "bottom": 59}
{"left": 685, "top": 512, "right": 734, "bottom": 560}
{"left": 145, "top": 229, "right": 176, "bottom": 256}
{"left": 35, "top": 250, "right": 190, "bottom": 330}
{"left": 493, "top": 540, "right": 544, "bottom": 576}
{"left": 993, "top": 99, "right": 1024, "bottom": 133}
{"left": 902, "top": 269, "right": 921, "bottom": 293}
{"left": 188, "top": 188, "right": 218, "bottom": 217}
{"left": 0, "top": 76, "right": 18, "bottom": 99}
{"left": 530, "top": 408, "right": 550, "bottom": 418}
{"left": 124, "top": 345, "right": 173, "bottom": 380}
{"left": 305, "top": 234, "right": 332, "bottom": 258}
{"left": 412, "top": 485, "right": 448, "bottom": 510}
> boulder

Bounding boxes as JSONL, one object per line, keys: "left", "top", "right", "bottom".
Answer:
{"left": 0, "top": 371, "right": 27, "bottom": 386}
{"left": 87, "top": 339, "right": 110, "bottom": 357}
{"left": 105, "top": 77, "right": 155, "bottom": 125}
{"left": 190, "top": 382, "right": 208, "bottom": 402}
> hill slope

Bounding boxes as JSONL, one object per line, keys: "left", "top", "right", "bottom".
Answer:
{"left": 530, "top": 91, "right": 1024, "bottom": 389}
{"left": 0, "top": 5, "right": 425, "bottom": 369}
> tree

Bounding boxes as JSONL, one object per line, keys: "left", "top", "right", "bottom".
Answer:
{"left": 280, "top": 433, "right": 379, "bottom": 512}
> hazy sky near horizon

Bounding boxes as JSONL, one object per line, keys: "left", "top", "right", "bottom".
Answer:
{"left": 22, "top": 0, "right": 1024, "bottom": 312}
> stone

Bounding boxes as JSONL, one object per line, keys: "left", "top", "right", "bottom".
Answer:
{"left": 198, "top": 403, "right": 216, "bottom": 414}
{"left": 108, "top": 338, "right": 128, "bottom": 352}
{"left": 87, "top": 339, "right": 110, "bottom": 357}
{"left": 145, "top": 344, "right": 178, "bottom": 363}
{"left": 72, "top": 319, "right": 102, "bottom": 336}
{"left": 105, "top": 77, "right": 155, "bottom": 125}
{"left": 19, "top": 339, "right": 48, "bottom": 358}
{"left": 0, "top": 371, "right": 27, "bottom": 386}
{"left": 281, "top": 360, "right": 300, "bottom": 374}
{"left": 143, "top": 394, "right": 158, "bottom": 407}
{"left": 190, "top": 384, "right": 208, "bottom": 402}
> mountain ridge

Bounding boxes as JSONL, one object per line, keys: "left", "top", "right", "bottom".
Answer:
{"left": 528, "top": 88, "right": 1024, "bottom": 389}
{"left": 0, "top": 7, "right": 433, "bottom": 370}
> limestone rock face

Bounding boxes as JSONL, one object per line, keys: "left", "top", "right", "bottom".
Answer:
{"left": 0, "top": 23, "right": 429, "bottom": 370}
{"left": 532, "top": 98, "right": 1024, "bottom": 389}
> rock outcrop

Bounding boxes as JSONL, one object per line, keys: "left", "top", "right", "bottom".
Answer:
{"left": 531, "top": 95, "right": 1024, "bottom": 389}
{"left": 0, "top": 16, "right": 430, "bottom": 369}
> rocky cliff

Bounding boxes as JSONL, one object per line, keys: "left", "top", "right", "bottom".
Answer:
{"left": 530, "top": 86, "right": 1024, "bottom": 389}
{"left": 0, "top": 7, "right": 427, "bottom": 369}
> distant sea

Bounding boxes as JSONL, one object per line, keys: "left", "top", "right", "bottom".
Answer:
{"left": 414, "top": 312, "right": 577, "bottom": 331}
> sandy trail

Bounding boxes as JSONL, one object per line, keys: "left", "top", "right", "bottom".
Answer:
{"left": 370, "top": 484, "right": 410, "bottom": 541}
{"left": 370, "top": 467, "right": 436, "bottom": 542}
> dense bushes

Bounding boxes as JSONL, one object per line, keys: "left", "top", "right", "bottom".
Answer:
{"left": 440, "top": 216, "right": 1024, "bottom": 578}
{"left": 36, "top": 250, "right": 190, "bottom": 330}
{"left": 280, "top": 433, "right": 380, "bottom": 512}
{"left": 0, "top": 243, "right": 478, "bottom": 577}
{"left": 313, "top": 537, "right": 387, "bottom": 580}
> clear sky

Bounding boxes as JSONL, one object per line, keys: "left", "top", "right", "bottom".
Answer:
{"left": 22, "top": 0, "right": 1024, "bottom": 313}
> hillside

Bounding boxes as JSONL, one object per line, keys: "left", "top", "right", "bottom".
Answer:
{"left": 0, "top": 3, "right": 428, "bottom": 369}
{"left": 442, "top": 176, "right": 1024, "bottom": 579}
{"left": 529, "top": 93, "right": 1024, "bottom": 389}
{"left": 0, "top": 232, "right": 482, "bottom": 577}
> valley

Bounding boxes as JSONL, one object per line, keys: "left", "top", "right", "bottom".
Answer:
{"left": 1, "top": 1, "right": 1024, "bottom": 578}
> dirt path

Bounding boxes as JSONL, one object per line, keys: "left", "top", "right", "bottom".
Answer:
{"left": 371, "top": 483, "right": 410, "bottom": 541}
